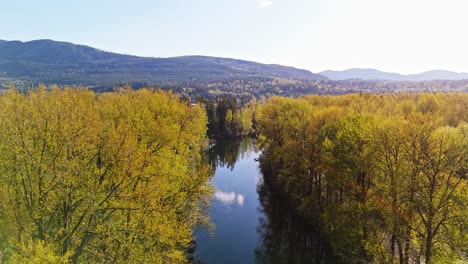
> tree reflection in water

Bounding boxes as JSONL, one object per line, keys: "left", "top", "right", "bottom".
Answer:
{"left": 255, "top": 176, "right": 338, "bottom": 264}
{"left": 207, "top": 137, "right": 257, "bottom": 171}
{"left": 196, "top": 138, "right": 337, "bottom": 264}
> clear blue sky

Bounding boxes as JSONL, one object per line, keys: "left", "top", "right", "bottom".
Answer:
{"left": 2, "top": 0, "right": 468, "bottom": 74}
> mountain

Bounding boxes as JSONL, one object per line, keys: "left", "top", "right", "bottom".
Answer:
{"left": 320, "top": 68, "right": 468, "bottom": 81}
{"left": 320, "top": 69, "right": 404, "bottom": 81}
{"left": 0, "top": 39, "right": 326, "bottom": 85}
{"left": 409, "top": 70, "right": 468, "bottom": 81}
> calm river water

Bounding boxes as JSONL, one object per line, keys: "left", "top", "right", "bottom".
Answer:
{"left": 194, "top": 138, "right": 336, "bottom": 264}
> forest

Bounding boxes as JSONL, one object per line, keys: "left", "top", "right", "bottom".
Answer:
{"left": 4, "top": 78, "right": 468, "bottom": 103}
{"left": 0, "top": 86, "right": 213, "bottom": 263}
{"left": 257, "top": 93, "right": 468, "bottom": 263}
{"left": 92, "top": 79, "right": 468, "bottom": 101}
{"left": 201, "top": 97, "right": 257, "bottom": 140}
{"left": 0, "top": 85, "right": 466, "bottom": 264}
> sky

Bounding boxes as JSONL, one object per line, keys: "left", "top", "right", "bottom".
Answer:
{"left": 1, "top": 0, "right": 468, "bottom": 74}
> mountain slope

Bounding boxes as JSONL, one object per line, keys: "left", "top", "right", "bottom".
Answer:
{"left": 320, "top": 68, "right": 468, "bottom": 81}
{"left": 320, "top": 69, "right": 404, "bottom": 81}
{"left": 409, "top": 70, "right": 468, "bottom": 81}
{"left": 0, "top": 39, "right": 326, "bottom": 84}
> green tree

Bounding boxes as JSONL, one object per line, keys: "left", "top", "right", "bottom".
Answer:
{"left": 0, "top": 87, "right": 213, "bottom": 263}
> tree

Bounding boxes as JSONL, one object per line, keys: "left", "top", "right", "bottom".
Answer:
{"left": 411, "top": 124, "right": 467, "bottom": 263}
{"left": 0, "top": 87, "right": 213, "bottom": 263}
{"left": 257, "top": 93, "right": 468, "bottom": 263}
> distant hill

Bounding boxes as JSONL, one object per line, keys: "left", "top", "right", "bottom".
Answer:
{"left": 0, "top": 39, "right": 326, "bottom": 85}
{"left": 320, "top": 69, "right": 403, "bottom": 81}
{"left": 410, "top": 70, "right": 468, "bottom": 81}
{"left": 320, "top": 68, "right": 468, "bottom": 81}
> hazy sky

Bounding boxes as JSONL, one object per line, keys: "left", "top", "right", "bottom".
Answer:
{"left": 2, "top": 0, "right": 468, "bottom": 74}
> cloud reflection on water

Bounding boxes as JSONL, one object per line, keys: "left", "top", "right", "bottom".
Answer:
{"left": 236, "top": 194, "right": 244, "bottom": 206}
{"left": 214, "top": 190, "right": 245, "bottom": 207}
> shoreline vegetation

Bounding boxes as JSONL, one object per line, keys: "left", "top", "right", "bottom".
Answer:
{"left": 200, "top": 97, "right": 257, "bottom": 141}
{"left": 0, "top": 85, "right": 466, "bottom": 263}
{"left": 0, "top": 85, "right": 213, "bottom": 263}
{"left": 257, "top": 93, "right": 468, "bottom": 263}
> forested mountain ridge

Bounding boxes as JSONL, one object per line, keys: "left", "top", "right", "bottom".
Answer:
{"left": 0, "top": 39, "right": 326, "bottom": 83}
{"left": 321, "top": 68, "right": 468, "bottom": 81}
{"left": 1, "top": 39, "right": 468, "bottom": 99}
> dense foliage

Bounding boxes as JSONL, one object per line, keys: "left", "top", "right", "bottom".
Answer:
{"left": 2, "top": 40, "right": 468, "bottom": 104}
{"left": 98, "top": 79, "right": 468, "bottom": 102}
{"left": 202, "top": 97, "right": 257, "bottom": 140}
{"left": 0, "top": 86, "right": 213, "bottom": 263}
{"left": 257, "top": 93, "right": 468, "bottom": 263}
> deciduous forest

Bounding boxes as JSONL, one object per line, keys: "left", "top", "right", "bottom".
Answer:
{"left": 257, "top": 93, "right": 468, "bottom": 263}
{"left": 3, "top": 0, "right": 468, "bottom": 263}
{"left": 0, "top": 86, "right": 212, "bottom": 263}
{"left": 0, "top": 86, "right": 466, "bottom": 264}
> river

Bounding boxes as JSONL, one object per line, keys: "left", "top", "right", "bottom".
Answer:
{"left": 194, "top": 138, "right": 336, "bottom": 264}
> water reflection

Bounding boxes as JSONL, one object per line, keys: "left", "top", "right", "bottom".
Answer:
{"left": 214, "top": 191, "right": 245, "bottom": 207}
{"left": 207, "top": 137, "right": 258, "bottom": 170}
{"left": 255, "top": 177, "right": 337, "bottom": 264}
{"left": 195, "top": 138, "right": 262, "bottom": 264}
{"left": 196, "top": 138, "right": 335, "bottom": 264}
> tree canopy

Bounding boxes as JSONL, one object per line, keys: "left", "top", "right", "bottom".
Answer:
{"left": 0, "top": 86, "right": 213, "bottom": 263}
{"left": 257, "top": 93, "right": 468, "bottom": 263}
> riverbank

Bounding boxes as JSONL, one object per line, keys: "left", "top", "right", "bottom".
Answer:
{"left": 195, "top": 138, "right": 337, "bottom": 264}
{"left": 258, "top": 152, "right": 341, "bottom": 263}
